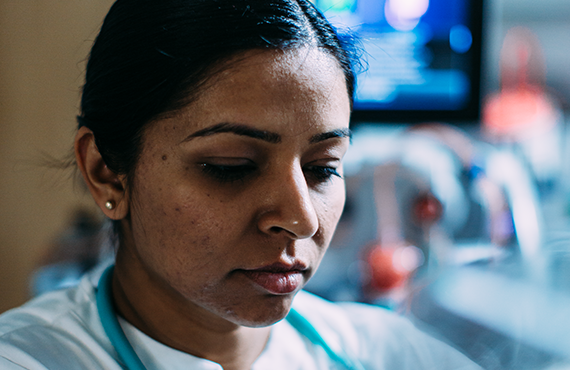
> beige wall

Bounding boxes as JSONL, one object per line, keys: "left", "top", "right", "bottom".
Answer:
{"left": 0, "top": 1, "right": 114, "bottom": 313}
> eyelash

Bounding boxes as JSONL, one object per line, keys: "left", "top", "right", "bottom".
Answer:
{"left": 199, "top": 163, "right": 342, "bottom": 184}
{"left": 305, "top": 165, "right": 342, "bottom": 183}
{"left": 200, "top": 163, "right": 256, "bottom": 183}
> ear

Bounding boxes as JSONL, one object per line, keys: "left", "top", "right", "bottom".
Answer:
{"left": 75, "top": 126, "right": 129, "bottom": 220}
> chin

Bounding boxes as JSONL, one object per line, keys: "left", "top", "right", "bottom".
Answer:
{"left": 226, "top": 294, "right": 296, "bottom": 328}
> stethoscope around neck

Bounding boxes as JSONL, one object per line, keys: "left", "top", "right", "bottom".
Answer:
{"left": 96, "top": 265, "right": 365, "bottom": 370}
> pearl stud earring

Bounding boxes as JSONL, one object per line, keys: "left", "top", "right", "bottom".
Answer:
{"left": 105, "top": 201, "right": 115, "bottom": 210}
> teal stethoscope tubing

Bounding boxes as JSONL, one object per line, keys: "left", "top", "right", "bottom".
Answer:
{"left": 97, "top": 265, "right": 365, "bottom": 370}
{"left": 286, "top": 308, "right": 366, "bottom": 370}
{"left": 97, "top": 265, "right": 146, "bottom": 370}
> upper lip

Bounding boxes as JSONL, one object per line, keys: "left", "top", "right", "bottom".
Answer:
{"left": 244, "top": 261, "right": 308, "bottom": 273}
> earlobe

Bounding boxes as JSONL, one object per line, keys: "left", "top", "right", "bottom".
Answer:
{"left": 74, "top": 127, "right": 129, "bottom": 220}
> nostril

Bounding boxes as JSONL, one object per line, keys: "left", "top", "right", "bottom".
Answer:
{"left": 269, "top": 226, "right": 283, "bottom": 234}
{"left": 267, "top": 225, "right": 301, "bottom": 239}
{"left": 257, "top": 178, "right": 319, "bottom": 239}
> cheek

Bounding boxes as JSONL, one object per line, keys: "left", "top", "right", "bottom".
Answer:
{"left": 129, "top": 181, "right": 216, "bottom": 265}
{"left": 129, "top": 175, "right": 250, "bottom": 270}
{"left": 316, "top": 182, "right": 347, "bottom": 243}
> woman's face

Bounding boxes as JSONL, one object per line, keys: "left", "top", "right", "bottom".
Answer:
{"left": 121, "top": 47, "right": 351, "bottom": 327}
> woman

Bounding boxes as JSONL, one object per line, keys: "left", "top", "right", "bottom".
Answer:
{"left": 0, "top": 0, "right": 481, "bottom": 369}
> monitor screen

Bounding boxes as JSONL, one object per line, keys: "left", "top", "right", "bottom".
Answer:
{"left": 313, "top": 0, "right": 484, "bottom": 123}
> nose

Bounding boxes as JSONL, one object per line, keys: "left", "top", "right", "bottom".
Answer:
{"left": 257, "top": 165, "right": 319, "bottom": 239}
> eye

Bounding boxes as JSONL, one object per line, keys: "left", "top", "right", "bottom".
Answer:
{"left": 200, "top": 162, "right": 257, "bottom": 183}
{"left": 304, "top": 165, "right": 342, "bottom": 184}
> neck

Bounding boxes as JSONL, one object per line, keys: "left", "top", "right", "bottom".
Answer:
{"left": 112, "top": 249, "right": 271, "bottom": 370}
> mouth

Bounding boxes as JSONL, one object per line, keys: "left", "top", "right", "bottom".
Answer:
{"left": 239, "top": 262, "right": 308, "bottom": 295}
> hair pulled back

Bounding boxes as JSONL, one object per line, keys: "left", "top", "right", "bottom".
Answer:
{"left": 78, "top": 0, "right": 356, "bottom": 179}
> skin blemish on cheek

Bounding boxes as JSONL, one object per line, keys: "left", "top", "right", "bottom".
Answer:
{"left": 162, "top": 155, "right": 168, "bottom": 161}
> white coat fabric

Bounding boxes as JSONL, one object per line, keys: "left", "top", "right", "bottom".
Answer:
{"left": 0, "top": 267, "right": 482, "bottom": 370}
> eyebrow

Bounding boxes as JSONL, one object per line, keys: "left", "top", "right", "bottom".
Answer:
{"left": 183, "top": 123, "right": 281, "bottom": 143}
{"left": 309, "top": 128, "right": 352, "bottom": 144}
{"left": 183, "top": 123, "right": 352, "bottom": 144}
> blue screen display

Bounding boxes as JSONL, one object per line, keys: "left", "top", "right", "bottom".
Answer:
{"left": 313, "top": 0, "right": 482, "bottom": 122}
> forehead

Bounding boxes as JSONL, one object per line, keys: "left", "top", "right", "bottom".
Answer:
{"left": 146, "top": 47, "right": 350, "bottom": 142}
{"left": 203, "top": 47, "right": 347, "bottom": 113}
{"left": 214, "top": 47, "right": 346, "bottom": 92}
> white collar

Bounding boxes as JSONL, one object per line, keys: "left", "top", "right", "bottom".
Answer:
{"left": 119, "top": 316, "right": 320, "bottom": 370}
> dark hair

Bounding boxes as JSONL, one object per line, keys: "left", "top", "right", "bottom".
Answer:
{"left": 78, "top": 0, "right": 356, "bottom": 181}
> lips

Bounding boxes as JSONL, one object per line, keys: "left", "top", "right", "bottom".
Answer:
{"left": 239, "top": 262, "right": 307, "bottom": 295}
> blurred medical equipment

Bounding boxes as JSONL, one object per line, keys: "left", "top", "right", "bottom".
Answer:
{"left": 307, "top": 123, "right": 542, "bottom": 303}
{"left": 483, "top": 27, "right": 565, "bottom": 194}
{"left": 29, "top": 208, "right": 108, "bottom": 296}
{"left": 306, "top": 121, "right": 570, "bottom": 369}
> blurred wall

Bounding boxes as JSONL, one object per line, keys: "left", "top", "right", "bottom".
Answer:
{"left": 0, "top": 1, "right": 113, "bottom": 313}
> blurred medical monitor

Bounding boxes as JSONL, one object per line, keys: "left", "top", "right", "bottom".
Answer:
{"left": 313, "top": 0, "right": 484, "bottom": 123}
